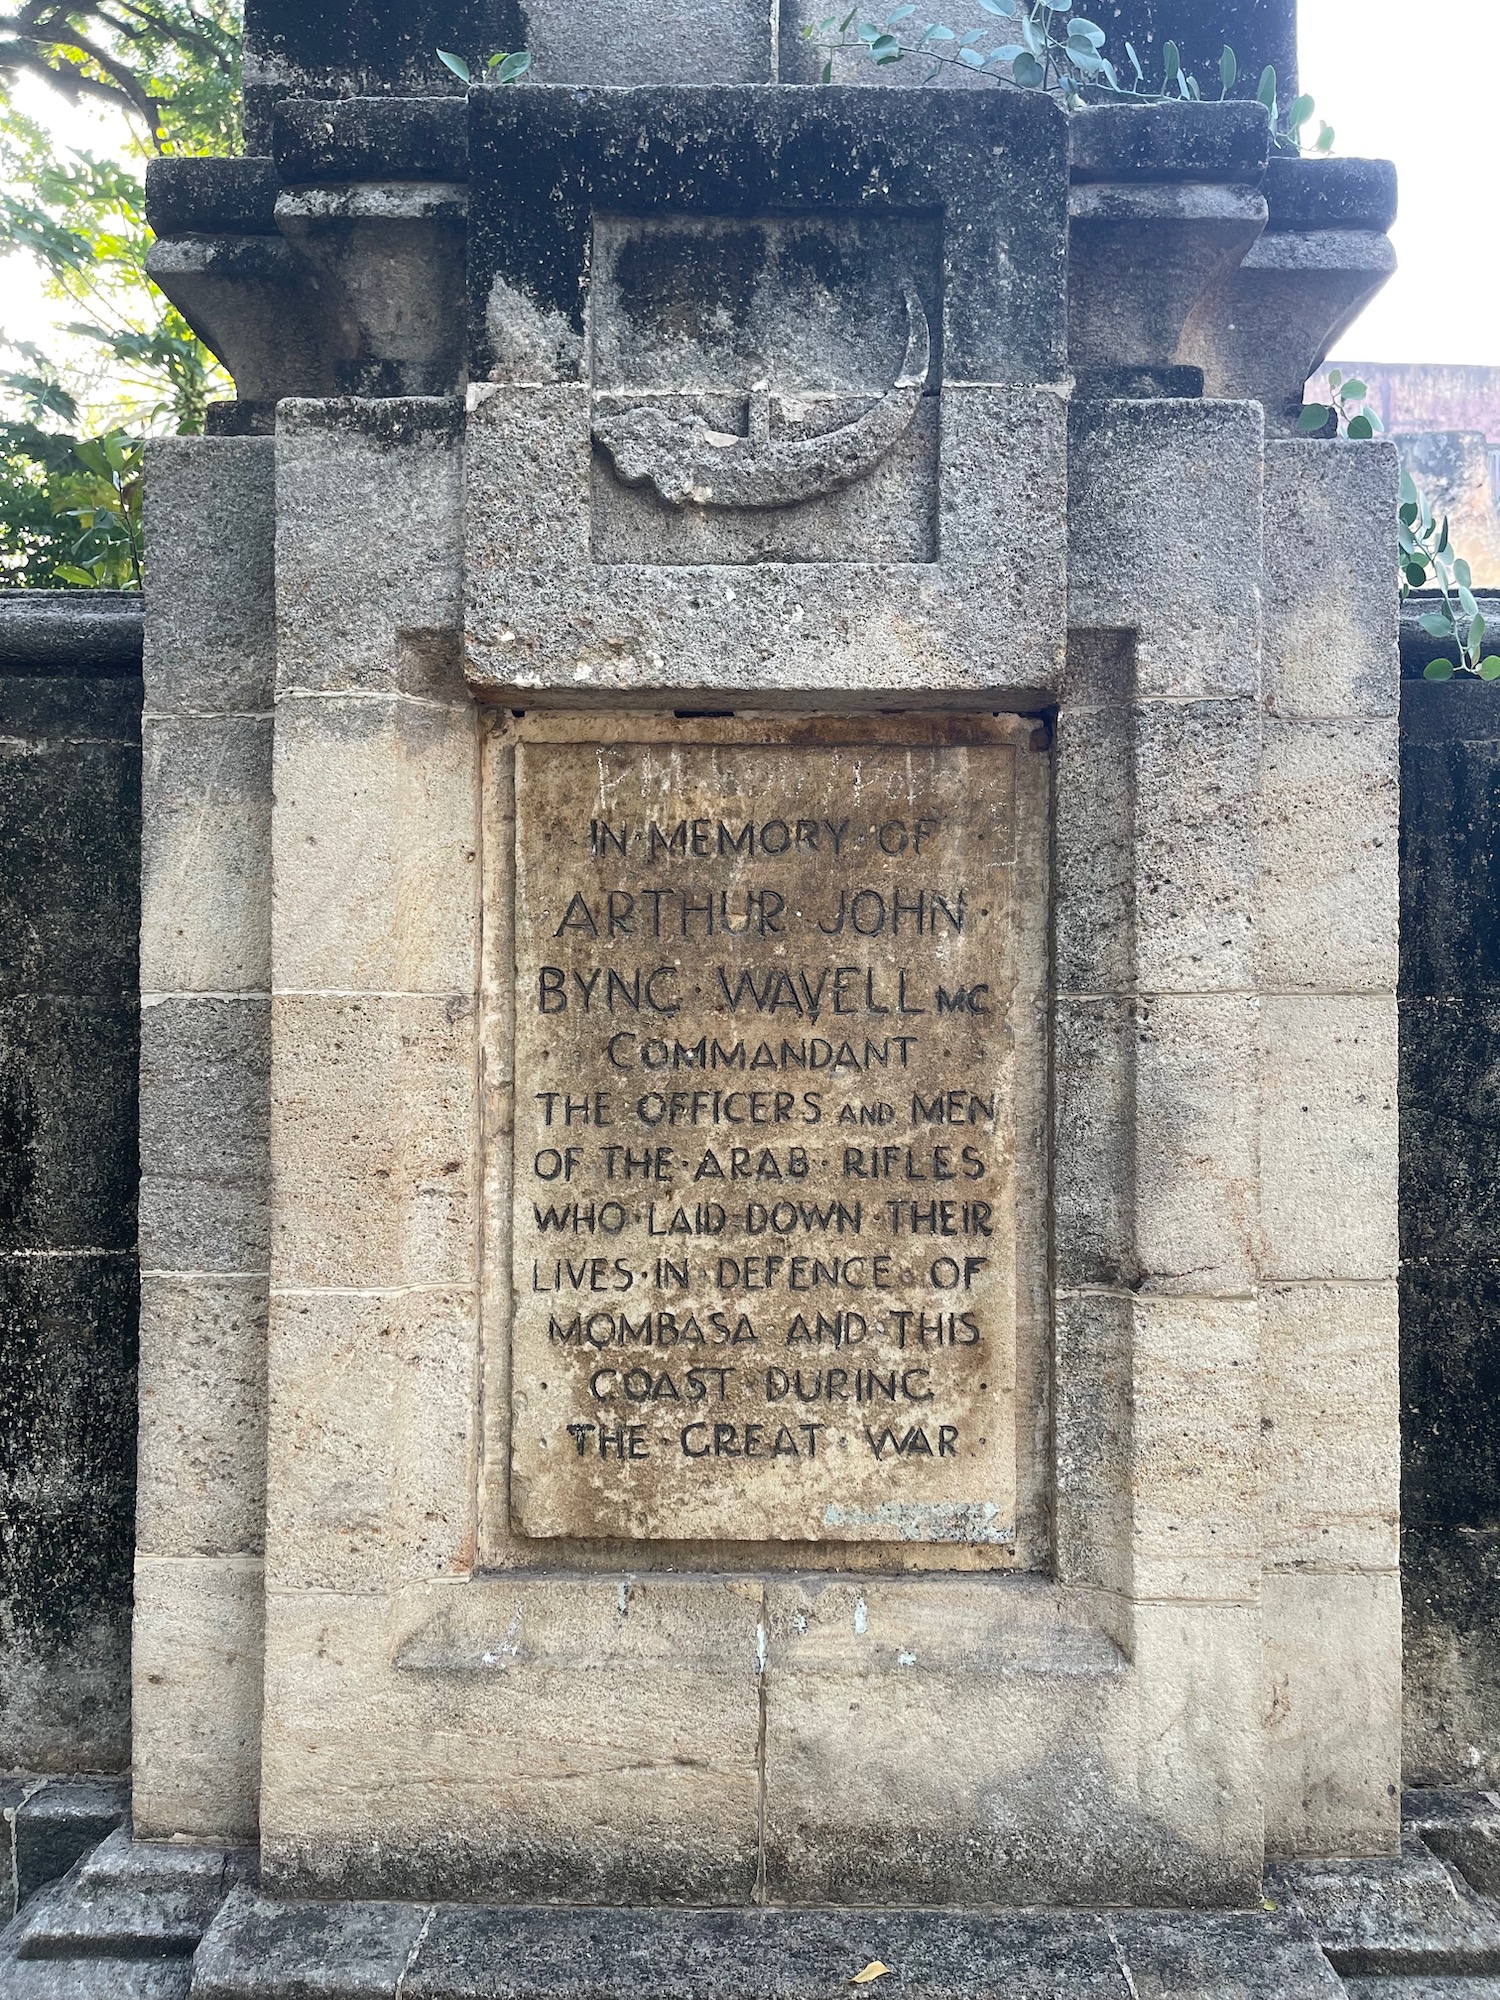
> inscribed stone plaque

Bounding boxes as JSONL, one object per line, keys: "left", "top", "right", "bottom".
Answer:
{"left": 510, "top": 740, "right": 1018, "bottom": 1543}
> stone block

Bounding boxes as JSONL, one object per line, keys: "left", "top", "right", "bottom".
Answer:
{"left": 1053, "top": 698, "right": 1134, "bottom": 999}
{"left": 1129, "top": 1294, "right": 1260, "bottom": 1601}
{"left": 138, "top": 995, "right": 270, "bottom": 1273}
{"left": 265, "top": 1286, "right": 477, "bottom": 1592}
{"left": 1259, "top": 995, "right": 1398, "bottom": 1282}
{"left": 1053, "top": 997, "right": 1137, "bottom": 1290}
{"left": 1260, "top": 1281, "right": 1399, "bottom": 1570}
{"left": 0, "top": 997, "right": 138, "bottom": 1251}
{"left": 136, "top": 1273, "right": 268, "bottom": 1559}
{"left": 260, "top": 1578, "right": 762, "bottom": 1901}
{"left": 1109, "top": 1908, "right": 1346, "bottom": 1998}
{"left": 1259, "top": 717, "right": 1399, "bottom": 994}
{"left": 763, "top": 1590, "right": 1260, "bottom": 1907}
{"left": 1053, "top": 1290, "right": 1132, "bottom": 1600}
{"left": 1133, "top": 698, "right": 1258, "bottom": 996}
{"left": 1263, "top": 1570, "right": 1402, "bottom": 1860}
{"left": 525, "top": 0, "right": 773, "bottom": 86}
{"left": 1135, "top": 993, "right": 1259, "bottom": 1297}
{"left": 144, "top": 438, "right": 275, "bottom": 715}
{"left": 141, "top": 715, "right": 272, "bottom": 995}
{"left": 1068, "top": 399, "right": 1263, "bottom": 701}
{"left": 1263, "top": 440, "right": 1399, "bottom": 720}
{"left": 270, "top": 695, "right": 479, "bottom": 996}
{"left": 465, "top": 383, "right": 1067, "bottom": 705}
{"left": 275, "top": 400, "right": 465, "bottom": 699}
{"left": 1401, "top": 714, "right": 1500, "bottom": 1001}
{"left": 0, "top": 1253, "right": 136, "bottom": 1771}
{"left": 191, "top": 1885, "right": 426, "bottom": 2000}
{"left": 1405, "top": 1790, "right": 1500, "bottom": 1897}
{"left": 0, "top": 712, "right": 140, "bottom": 999}
{"left": 131, "top": 1554, "right": 264, "bottom": 1843}
{"left": 269, "top": 994, "right": 476, "bottom": 1291}
{"left": 1400, "top": 1002, "right": 1500, "bottom": 1265}
{"left": 1269, "top": 1834, "right": 1500, "bottom": 1975}
{"left": 5, "top": 1777, "right": 129, "bottom": 1917}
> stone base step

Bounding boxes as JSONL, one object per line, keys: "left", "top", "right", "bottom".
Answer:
{"left": 0, "top": 1940, "right": 191, "bottom": 1998}
{"left": 0, "top": 1776, "right": 130, "bottom": 1924}
{"left": 188, "top": 1894, "right": 1345, "bottom": 1999}
{"left": 1270, "top": 1829, "right": 1500, "bottom": 1979}
{"left": 1344, "top": 1983, "right": 1500, "bottom": 1999}
{"left": 10, "top": 1825, "right": 256, "bottom": 1963}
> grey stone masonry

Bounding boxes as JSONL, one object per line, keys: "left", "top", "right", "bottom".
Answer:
{"left": 0, "top": 592, "right": 142, "bottom": 1777}
{"left": 135, "top": 440, "right": 275, "bottom": 1846}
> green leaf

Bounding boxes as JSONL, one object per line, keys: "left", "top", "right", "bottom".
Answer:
{"left": 1125, "top": 39, "right": 1143, "bottom": 78}
{"left": 1420, "top": 612, "right": 1457, "bottom": 637}
{"left": 1406, "top": 563, "right": 1430, "bottom": 590}
{"left": 977, "top": 0, "right": 1013, "bottom": 12}
{"left": 1012, "top": 49, "right": 1045, "bottom": 84}
{"left": 1347, "top": 414, "right": 1374, "bottom": 440}
{"left": 1400, "top": 469, "right": 1419, "bottom": 505}
{"left": 1455, "top": 557, "right": 1474, "bottom": 588}
{"left": 1480, "top": 658, "right": 1500, "bottom": 681}
{"left": 436, "top": 48, "right": 471, "bottom": 82}
{"left": 1460, "top": 585, "right": 1481, "bottom": 620}
{"left": 1298, "top": 403, "right": 1331, "bottom": 433}
{"left": 1316, "top": 123, "right": 1335, "bottom": 154}
{"left": 1287, "top": 92, "right": 1315, "bottom": 129}
{"left": 887, "top": 3, "right": 918, "bottom": 18}
{"left": 821, "top": 56, "right": 833, "bottom": 80}
{"left": 1162, "top": 37, "right": 1180, "bottom": 79}
{"left": 1341, "top": 378, "right": 1366, "bottom": 400}
{"left": 55, "top": 565, "right": 97, "bottom": 587}
{"left": 1471, "top": 613, "right": 1487, "bottom": 652}
{"left": 957, "top": 42, "right": 986, "bottom": 64}
{"left": 1399, "top": 502, "right": 1419, "bottom": 527}
{"left": 495, "top": 49, "right": 532, "bottom": 80}
{"left": 1219, "top": 45, "right": 1237, "bottom": 92}
{"left": 925, "top": 21, "right": 956, "bottom": 38}
{"left": 1257, "top": 64, "right": 1277, "bottom": 115}
{"left": 1070, "top": 16, "right": 1105, "bottom": 43}
{"left": 1425, "top": 659, "right": 1457, "bottom": 680}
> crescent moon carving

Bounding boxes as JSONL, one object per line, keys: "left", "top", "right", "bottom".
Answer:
{"left": 591, "top": 285, "right": 932, "bottom": 512}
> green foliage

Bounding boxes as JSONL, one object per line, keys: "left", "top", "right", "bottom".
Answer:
{"left": 435, "top": 47, "right": 531, "bottom": 84}
{"left": 1400, "top": 472, "right": 1500, "bottom": 682}
{"left": 795, "top": 3, "right": 1333, "bottom": 149}
{"left": 1299, "top": 368, "right": 1380, "bottom": 442}
{"left": 0, "top": 1, "right": 239, "bottom": 585}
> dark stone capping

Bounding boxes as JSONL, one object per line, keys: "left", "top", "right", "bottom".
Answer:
{"left": 1068, "top": 100, "right": 1270, "bottom": 183}
{"left": 276, "top": 396, "right": 467, "bottom": 447}
{"left": 1401, "top": 593, "right": 1500, "bottom": 680}
{"left": 242, "top": 0, "right": 521, "bottom": 148}
{"left": 1263, "top": 156, "right": 1399, "bottom": 234}
{"left": 207, "top": 399, "right": 281, "bottom": 437}
{"left": 1075, "top": 364, "right": 1205, "bottom": 400}
{"left": 0, "top": 593, "right": 144, "bottom": 677}
{"left": 273, "top": 95, "right": 469, "bottom": 186}
{"left": 144, "top": 157, "right": 280, "bottom": 239}
{"left": 469, "top": 86, "right": 1069, "bottom": 388}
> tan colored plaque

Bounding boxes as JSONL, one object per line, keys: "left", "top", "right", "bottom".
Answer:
{"left": 510, "top": 740, "right": 1018, "bottom": 1543}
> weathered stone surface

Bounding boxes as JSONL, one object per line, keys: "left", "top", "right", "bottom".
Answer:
{"left": 137, "top": 996, "right": 271, "bottom": 1273}
{"left": 272, "top": 97, "right": 468, "bottom": 185}
{"left": 144, "top": 440, "right": 275, "bottom": 714}
{"left": 191, "top": 1885, "right": 426, "bottom": 1999}
{"left": 13, "top": 1822, "right": 253, "bottom": 1962}
{"left": 1406, "top": 1791, "right": 1500, "bottom": 1899}
{"left": 0, "top": 589, "right": 142, "bottom": 675}
{"left": 1264, "top": 157, "right": 1399, "bottom": 234}
{"left": 1, "top": 1776, "right": 129, "bottom": 1921}
{"left": 274, "top": 400, "right": 464, "bottom": 699}
{"left": 136, "top": 1274, "right": 268, "bottom": 1559}
{"left": 1270, "top": 1836, "right": 1500, "bottom": 1976}
{"left": 1068, "top": 398, "right": 1264, "bottom": 700}
{"left": 145, "top": 156, "right": 279, "bottom": 237}
{"left": 1069, "top": 101, "right": 1271, "bottom": 183}
{"left": 510, "top": 737, "right": 1024, "bottom": 1545}
{"left": 141, "top": 716, "right": 272, "bottom": 995}
{"left": 131, "top": 1556, "right": 264, "bottom": 1843}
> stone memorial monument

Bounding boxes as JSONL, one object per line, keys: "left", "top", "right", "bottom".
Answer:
{"left": 5, "top": 0, "right": 1441, "bottom": 1990}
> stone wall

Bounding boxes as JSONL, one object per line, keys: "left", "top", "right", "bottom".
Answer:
{"left": 0, "top": 592, "right": 143, "bottom": 1774}
{"left": 1399, "top": 601, "right": 1500, "bottom": 1787}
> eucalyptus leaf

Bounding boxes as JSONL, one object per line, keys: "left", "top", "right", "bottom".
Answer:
{"left": 1219, "top": 44, "right": 1236, "bottom": 91}
{"left": 1406, "top": 563, "right": 1430, "bottom": 590}
{"left": 958, "top": 42, "right": 986, "bottom": 63}
{"left": 1316, "top": 123, "right": 1335, "bottom": 153}
{"left": 1455, "top": 557, "right": 1473, "bottom": 588}
{"left": 1347, "top": 414, "right": 1374, "bottom": 440}
{"left": 1257, "top": 64, "right": 1277, "bottom": 114}
{"left": 1298, "top": 403, "right": 1331, "bottom": 433}
{"left": 1425, "top": 659, "right": 1457, "bottom": 680}
{"left": 1125, "top": 39, "right": 1143, "bottom": 78}
{"left": 977, "top": 0, "right": 1013, "bottom": 12}
{"left": 1013, "top": 49, "right": 1045, "bottom": 83}
{"left": 1162, "top": 37, "right": 1180, "bottom": 78}
{"left": 494, "top": 49, "right": 531, "bottom": 79}
{"left": 437, "top": 48, "right": 471, "bottom": 81}
{"left": 1420, "top": 612, "right": 1457, "bottom": 637}
{"left": 1480, "top": 658, "right": 1500, "bottom": 681}
{"left": 887, "top": 3, "right": 917, "bottom": 18}
{"left": 1070, "top": 17, "right": 1105, "bottom": 43}
{"left": 1287, "top": 92, "right": 1315, "bottom": 129}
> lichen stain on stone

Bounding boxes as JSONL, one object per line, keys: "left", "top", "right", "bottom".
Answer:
{"left": 485, "top": 277, "right": 585, "bottom": 384}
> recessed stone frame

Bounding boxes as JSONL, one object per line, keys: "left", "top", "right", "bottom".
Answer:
{"left": 462, "top": 86, "right": 1070, "bottom": 706}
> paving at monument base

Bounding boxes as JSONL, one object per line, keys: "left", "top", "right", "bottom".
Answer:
{"left": 6, "top": 0, "right": 1500, "bottom": 1990}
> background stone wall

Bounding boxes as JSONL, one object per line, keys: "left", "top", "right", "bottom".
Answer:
{"left": 0, "top": 592, "right": 143, "bottom": 1774}
{"left": 1400, "top": 613, "right": 1500, "bottom": 1786}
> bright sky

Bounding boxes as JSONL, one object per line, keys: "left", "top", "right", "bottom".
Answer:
{"left": 2, "top": 4, "right": 1498, "bottom": 375}
{"left": 1300, "top": 0, "right": 1499, "bottom": 366}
